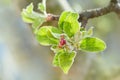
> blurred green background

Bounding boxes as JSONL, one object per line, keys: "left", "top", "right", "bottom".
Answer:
{"left": 0, "top": 0, "right": 120, "bottom": 80}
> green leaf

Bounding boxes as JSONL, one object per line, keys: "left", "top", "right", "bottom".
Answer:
{"left": 59, "top": 51, "right": 76, "bottom": 74}
{"left": 38, "top": 0, "right": 46, "bottom": 15}
{"left": 32, "top": 17, "right": 45, "bottom": 29}
{"left": 81, "top": 31, "right": 87, "bottom": 38}
{"left": 79, "top": 27, "right": 94, "bottom": 39}
{"left": 74, "top": 31, "right": 81, "bottom": 42}
{"left": 79, "top": 37, "right": 106, "bottom": 52}
{"left": 87, "top": 27, "right": 94, "bottom": 37}
{"left": 38, "top": 3, "right": 46, "bottom": 13}
{"left": 47, "top": 26, "right": 62, "bottom": 40}
{"left": 58, "top": 11, "right": 80, "bottom": 37}
{"left": 21, "top": 3, "right": 34, "bottom": 23}
{"left": 50, "top": 45, "right": 58, "bottom": 53}
{"left": 52, "top": 50, "right": 63, "bottom": 66}
{"left": 35, "top": 26, "right": 60, "bottom": 46}
{"left": 52, "top": 50, "right": 76, "bottom": 74}
{"left": 58, "top": 11, "right": 70, "bottom": 30}
{"left": 26, "top": 3, "right": 33, "bottom": 13}
{"left": 21, "top": 12, "right": 35, "bottom": 23}
{"left": 48, "top": 27, "right": 62, "bottom": 37}
{"left": 21, "top": 3, "right": 46, "bottom": 29}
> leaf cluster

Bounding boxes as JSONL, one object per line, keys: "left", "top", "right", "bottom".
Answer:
{"left": 21, "top": 1, "right": 106, "bottom": 74}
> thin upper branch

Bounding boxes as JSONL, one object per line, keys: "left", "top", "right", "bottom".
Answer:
{"left": 111, "top": 0, "right": 118, "bottom": 4}
{"left": 78, "top": 0, "right": 117, "bottom": 27}
{"left": 46, "top": 0, "right": 120, "bottom": 27}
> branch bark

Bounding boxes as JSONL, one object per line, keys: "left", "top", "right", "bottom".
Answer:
{"left": 46, "top": 0, "right": 120, "bottom": 27}
{"left": 111, "top": 0, "right": 118, "bottom": 3}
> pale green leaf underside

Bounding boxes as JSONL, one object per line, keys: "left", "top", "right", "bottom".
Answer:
{"left": 79, "top": 37, "right": 106, "bottom": 52}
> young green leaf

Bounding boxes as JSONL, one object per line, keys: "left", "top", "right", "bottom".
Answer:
{"left": 58, "top": 11, "right": 80, "bottom": 37}
{"left": 87, "top": 27, "right": 94, "bottom": 37}
{"left": 38, "top": 0, "right": 46, "bottom": 15}
{"left": 26, "top": 3, "right": 33, "bottom": 13}
{"left": 58, "top": 11, "right": 70, "bottom": 30}
{"left": 21, "top": 3, "right": 34, "bottom": 23}
{"left": 59, "top": 51, "right": 76, "bottom": 74}
{"left": 79, "top": 37, "right": 106, "bottom": 52}
{"left": 21, "top": 3, "right": 46, "bottom": 29}
{"left": 50, "top": 45, "right": 58, "bottom": 53}
{"left": 79, "top": 27, "right": 93, "bottom": 39}
{"left": 47, "top": 26, "right": 62, "bottom": 40}
{"left": 74, "top": 31, "right": 81, "bottom": 43}
{"left": 53, "top": 50, "right": 76, "bottom": 74}
{"left": 32, "top": 17, "right": 45, "bottom": 29}
{"left": 35, "top": 26, "right": 60, "bottom": 46}
{"left": 52, "top": 50, "right": 64, "bottom": 66}
{"left": 38, "top": 3, "right": 45, "bottom": 12}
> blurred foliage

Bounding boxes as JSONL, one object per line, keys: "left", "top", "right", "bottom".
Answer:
{"left": 0, "top": 0, "right": 11, "bottom": 6}
{"left": 93, "top": 0, "right": 109, "bottom": 7}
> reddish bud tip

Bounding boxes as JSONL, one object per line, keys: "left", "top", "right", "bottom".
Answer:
{"left": 58, "top": 36, "right": 66, "bottom": 48}
{"left": 46, "top": 14, "right": 53, "bottom": 21}
{"left": 60, "top": 38, "right": 66, "bottom": 45}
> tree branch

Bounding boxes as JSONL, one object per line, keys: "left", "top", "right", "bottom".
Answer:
{"left": 111, "top": 0, "right": 118, "bottom": 3}
{"left": 46, "top": 0, "right": 120, "bottom": 27}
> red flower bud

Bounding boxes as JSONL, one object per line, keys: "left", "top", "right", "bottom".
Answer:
{"left": 60, "top": 38, "right": 66, "bottom": 45}
{"left": 58, "top": 35, "right": 66, "bottom": 48}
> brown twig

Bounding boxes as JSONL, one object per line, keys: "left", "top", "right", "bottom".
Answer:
{"left": 111, "top": 0, "right": 118, "bottom": 3}
{"left": 46, "top": 0, "right": 119, "bottom": 27}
